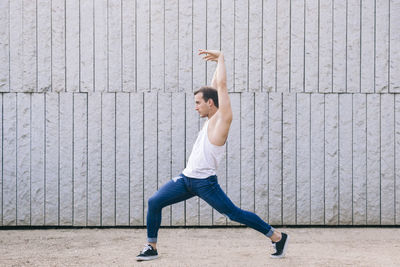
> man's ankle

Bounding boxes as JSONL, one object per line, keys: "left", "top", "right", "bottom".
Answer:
{"left": 149, "top": 242, "right": 157, "bottom": 250}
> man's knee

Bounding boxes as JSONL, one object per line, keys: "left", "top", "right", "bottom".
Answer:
{"left": 226, "top": 207, "right": 242, "bottom": 222}
{"left": 148, "top": 195, "right": 160, "bottom": 211}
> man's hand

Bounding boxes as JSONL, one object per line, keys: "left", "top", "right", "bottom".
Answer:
{"left": 198, "top": 49, "right": 223, "bottom": 62}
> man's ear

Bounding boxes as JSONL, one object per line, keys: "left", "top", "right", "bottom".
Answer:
{"left": 207, "top": 98, "right": 214, "bottom": 107}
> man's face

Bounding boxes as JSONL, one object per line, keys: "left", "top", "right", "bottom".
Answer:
{"left": 195, "top": 93, "right": 210, "bottom": 118}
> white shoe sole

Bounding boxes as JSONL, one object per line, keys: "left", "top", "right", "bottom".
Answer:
{"left": 136, "top": 255, "right": 159, "bottom": 261}
{"left": 270, "top": 235, "right": 289, "bottom": 259}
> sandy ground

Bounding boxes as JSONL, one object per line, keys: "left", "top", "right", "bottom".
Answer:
{"left": 0, "top": 227, "right": 399, "bottom": 267}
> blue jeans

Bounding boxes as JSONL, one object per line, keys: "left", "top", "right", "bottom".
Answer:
{"left": 147, "top": 173, "right": 274, "bottom": 243}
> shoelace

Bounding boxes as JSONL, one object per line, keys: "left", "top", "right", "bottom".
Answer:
{"left": 141, "top": 244, "right": 153, "bottom": 253}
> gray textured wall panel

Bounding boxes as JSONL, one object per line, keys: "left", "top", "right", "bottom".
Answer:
{"left": 268, "top": 93, "right": 282, "bottom": 225}
{"left": 282, "top": 93, "right": 296, "bottom": 225}
{"left": 87, "top": 93, "right": 101, "bottom": 226}
{"left": 339, "top": 94, "right": 353, "bottom": 225}
{"left": 254, "top": 93, "right": 269, "bottom": 222}
{"left": 66, "top": 0, "right": 80, "bottom": 92}
{"left": 45, "top": 93, "right": 59, "bottom": 225}
{"left": 353, "top": 94, "right": 367, "bottom": 224}
{"left": 116, "top": 93, "right": 130, "bottom": 226}
{"left": 16, "top": 94, "right": 30, "bottom": 225}
{"left": 101, "top": 93, "right": 116, "bottom": 225}
{"left": 171, "top": 93, "right": 186, "bottom": 226}
{"left": 324, "top": 94, "right": 339, "bottom": 225}
{"left": 158, "top": 93, "right": 172, "bottom": 226}
{"left": 367, "top": 94, "right": 380, "bottom": 224}
{"left": 73, "top": 94, "right": 88, "bottom": 226}
{"left": 226, "top": 94, "right": 240, "bottom": 225}
{"left": 297, "top": 94, "right": 311, "bottom": 224}
{"left": 381, "top": 94, "right": 395, "bottom": 224}
{"left": 310, "top": 94, "right": 324, "bottom": 224}
{"left": 59, "top": 93, "right": 73, "bottom": 225}
{"left": 0, "top": 1, "right": 9, "bottom": 92}
{"left": 3, "top": 94, "right": 17, "bottom": 225}
{"left": 52, "top": 0, "right": 65, "bottom": 92}
{"left": 130, "top": 93, "right": 144, "bottom": 225}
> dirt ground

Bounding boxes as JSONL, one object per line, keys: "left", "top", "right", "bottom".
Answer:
{"left": 0, "top": 227, "right": 399, "bottom": 267}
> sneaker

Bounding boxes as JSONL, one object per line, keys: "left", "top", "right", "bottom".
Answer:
{"left": 270, "top": 232, "right": 289, "bottom": 258}
{"left": 136, "top": 244, "right": 159, "bottom": 261}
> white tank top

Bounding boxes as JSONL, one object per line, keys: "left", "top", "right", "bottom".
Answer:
{"left": 182, "top": 120, "right": 226, "bottom": 178}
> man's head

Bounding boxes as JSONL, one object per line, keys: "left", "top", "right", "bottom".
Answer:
{"left": 194, "top": 87, "right": 219, "bottom": 118}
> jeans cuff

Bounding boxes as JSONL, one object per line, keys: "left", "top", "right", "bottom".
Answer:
{"left": 148, "top": 237, "right": 157, "bottom": 243}
{"left": 266, "top": 227, "right": 274, "bottom": 238}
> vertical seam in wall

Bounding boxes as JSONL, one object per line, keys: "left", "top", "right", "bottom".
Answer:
{"left": 57, "top": 94, "right": 60, "bottom": 225}
{"left": 309, "top": 94, "right": 311, "bottom": 224}
{"left": 267, "top": 93, "right": 269, "bottom": 221}
{"left": 114, "top": 93, "right": 117, "bottom": 226}
{"left": 317, "top": 0, "right": 320, "bottom": 92}
{"left": 373, "top": 0, "right": 376, "bottom": 93}
{"left": 323, "top": 93, "right": 326, "bottom": 225}
{"left": 162, "top": 0, "right": 165, "bottom": 93}
{"left": 149, "top": 0, "right": 152, "bottom": 92}
{"left": 92, "top": 0, "right": 95, "bottom": 92}
{"left": 303, "top": 0, "right": 306, "bottom": 93}
{"left": 337, "top": 94, "right": 339, "bottom": 224}
{"left": 351, "top": 94, "right": 354, "bottom": 224}
{"left": 29, "top": 94, "right": 32, "bottom": 225}
{"left": 388, "top": 0, "right": 390, "bottom": 92}
{"left": 233, "top": 0, "right": 236, "bottom": 92}
{"left": 142, "top": 93, "right": 144, "bottom": 225}
{"left": 338, "top": 94, "right": 341, "bottom": 224}
{"left": 36, "top": 0, "right": 38, "bottom": 92}
{"left": 106, "top": 0, "right": 109, "bottom": 92}
{"left": 72, "top": 94, "right": 75, "bottom": 225}
{"left": 359, "top": 0, "right": 362, "bottom": 93}
{"left": 281, "top": 93, "right": 283, "bottom": 224}
{"left": 8, "top": 0, "right": 10, "bottom": 92}
{"left": 239, "top": 93, "right": 242, "bottom": 209}
{"left": 295, "top": 93, "right": 297, "bottom": 224}
{"left": 366, "top": 96, "right": 369, "bottom": 224}
{"left": 43, "top": 94, "right": 47, "bottom": 225}
{"left": 51, "top": 0, "right": 53, "bottom": 92}
{"left": 253, "top": 92, "right": 255, "bottom": 213}
{"left": 289, "top": 0, "right": 292, "bottom": 93}
{"left": 331, "top": 0, "right": 334, "bottom": 93}
{"left": 64, "top": 0, "right": 66, "bottom": 92}
{"left": 394, "top": 94, "right": 396, "bottom": 223}
{"left": 86, "top": 94, "right": 88, "bottom": 226}
{"left": 345, "top": 0, "right": 348, "bottom": 93}
{"left": 169, "top": 93, "right": 172, "bottom": 225}
{"left": 156, "top": 94, "right": 159, "bottom": 192}
{"left": 205, "top": 0, "right": 208, "bottom": 83}
{"left": 261, "top": 0, "right": 264, "bottom": 91}
{"left": 178, "top": 0, "right": 180, "bottom": 94}
{"left": 379, "top": 94, "right": 382, "bottom": 224}
{"left": 184, "top": 94, "right": 186, "bottom": 225}
{"left": 121, "top": 0, "right": 123, "bottom": 92}
{"left": 128, "top": 94, "right": 131, "bottom": 225}
{"left": 134, "top": 0, "right": 137, "bottom": 92}
{"left": 16, "top": 94, "right": 18, "bottom": 225}
{"left": 100, "top": 93, "right": 103, "bottom": 226}
{"left": 79, "top": 0, "right": 81, "bottom": 92}
{"left": 1, "top": 95, "right": 3, "bottom": 225}
{"left": 274, "top": 0, "right": 277, "bottom": 92}
{"left": 247, "top": 0, "right": 249, "bottom": 92}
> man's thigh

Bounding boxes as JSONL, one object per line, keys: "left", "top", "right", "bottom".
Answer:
{"left": 150, "top": 176, "right": 195, "bottom": 207}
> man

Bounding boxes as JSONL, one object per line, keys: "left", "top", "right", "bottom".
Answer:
{"left": 136, "top": 50, "right": 289, "bottom": 261}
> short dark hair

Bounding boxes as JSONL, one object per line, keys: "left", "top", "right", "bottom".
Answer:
{"left": 194, "top": 86, "right": 219, "bottom": 108}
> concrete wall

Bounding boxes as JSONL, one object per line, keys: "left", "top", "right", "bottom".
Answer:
{"left": 0, "top": 0, "right": 399, "bottom": 226}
